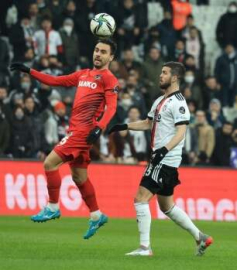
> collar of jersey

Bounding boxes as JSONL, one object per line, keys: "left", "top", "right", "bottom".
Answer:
{"left": 166, "top": 90, "right": 181, "bottom": 98}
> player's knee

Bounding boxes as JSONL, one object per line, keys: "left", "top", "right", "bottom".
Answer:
{"left": 134, "top": 194, "right": 148, "bottom": 203}
{"left": 44, "top": 158, "right": 56, "bottom": 171}
{"left": 159, "top": 204, "right": 171, "bottom": 213}
{"left": 72, "top": 174, "right": 87, "bottom": 185}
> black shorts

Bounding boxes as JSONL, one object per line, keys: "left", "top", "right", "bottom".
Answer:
{"left": 140, "top": 162, "right": 180, "bottom": 196}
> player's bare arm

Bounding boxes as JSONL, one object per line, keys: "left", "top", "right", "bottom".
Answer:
{"left": 165, "top": 124, "right": 187, "bottom": 151}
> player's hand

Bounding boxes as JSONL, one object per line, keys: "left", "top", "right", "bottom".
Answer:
{"left": 151, "top": 147, "right": 168, "bottom": 164}
{"left": 108, "top": 124, "right": 128, "bottom": 134}
{"left": 86, "top": 126, "right": 102, "bottom": 144}
{"left": 10, "top": 62, "right": 30, "bottom": 73}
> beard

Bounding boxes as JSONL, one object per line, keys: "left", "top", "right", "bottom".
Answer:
{"left": 159, "top": 80, "right": 171, "bottom": 90}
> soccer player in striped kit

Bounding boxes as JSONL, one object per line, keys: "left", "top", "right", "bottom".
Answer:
{"left": 109, "top": 62, "right": 213, "bottom": 256}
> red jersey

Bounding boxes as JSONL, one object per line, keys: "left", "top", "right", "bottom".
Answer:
{"left": 30, "top": 68, "right": 119, "bottom": 133}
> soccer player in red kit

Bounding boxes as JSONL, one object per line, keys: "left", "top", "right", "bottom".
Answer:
{"left": 10, "top": 39, "right": 119, "bottom": 239}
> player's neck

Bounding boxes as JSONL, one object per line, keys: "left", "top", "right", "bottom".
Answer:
{"left": 93, "top": 64, "right": 109, "bottom": 71}
{"left": 164, "top": 84, "right": 179, "bottom": 98}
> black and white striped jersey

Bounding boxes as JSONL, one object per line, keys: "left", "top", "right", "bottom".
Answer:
{"left": 148, "top": 91, "right": 190, "bottom": 167}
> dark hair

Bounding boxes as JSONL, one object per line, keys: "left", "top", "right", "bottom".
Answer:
{"left": 223, "top": 121, "right": 233, "bottom": 126}
{"left": 96, "top": 39, "right": 117, "bottom": 56}
{"left": 163, "top": 61, "right": 186, "bottom": 82}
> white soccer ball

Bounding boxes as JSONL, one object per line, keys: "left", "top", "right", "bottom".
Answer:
{"left": 90, "top": 13, "right": 116, "bottom": 38}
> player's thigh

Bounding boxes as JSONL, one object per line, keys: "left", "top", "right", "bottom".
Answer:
{"left": 70, "top": 167, "right": 88, "bottom": 185}
{"left": 135, "top": 186, "right": 154, "bottom": 203}
{"left": 44, "top": 150, "right": 64, "bottom": 170}
{"left": 157, "top": 195, "right": 174, "bottom": 213}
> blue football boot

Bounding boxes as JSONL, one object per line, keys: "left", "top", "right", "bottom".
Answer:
{"left": 83, "top": 214, "right": 108, "bottom": 239}
{"left": 31, "top": 207, "right": 61, "bottom": 222}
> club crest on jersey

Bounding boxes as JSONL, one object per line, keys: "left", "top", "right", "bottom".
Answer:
{"left": 78, "top": 80, "right": 97, "bottom": 89}
{"left": 179, "top": 106, "right": 185, "bottom": 114}
{"left": 94, "top": 74, "right": 102, "bottom": 80}
{"left": 112, "top": 85, "right": 119, "bottom": 94}
{"left": 155, "top": 113, "right": 161, "bottom": 122}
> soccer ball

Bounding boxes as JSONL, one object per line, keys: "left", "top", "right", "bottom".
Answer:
{"left": 90, "top": 13, "right": 116, "bottom": 38}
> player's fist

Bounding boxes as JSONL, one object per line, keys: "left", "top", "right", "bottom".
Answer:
{"left": 151, "top": 147, "right": 168, "bottom": 164}
{"left": 10, "top": 62, "right": 30, "bottom": 73}
{"left": 108, "top": 124, "right": 128, "bottom": 134}
{"left": 86, "top": 126, "right": 102, "bottom": 144}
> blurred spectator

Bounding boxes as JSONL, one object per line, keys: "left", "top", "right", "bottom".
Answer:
{"left": 33, "top": 16, "right": 63, "bottom": 58}
{"left": 47, "top": 0, "right": 66, "bottom": 30}
{"left": 8, "top": 74, "right": 39, "bottom": 108}
{"left": 194, "top": 110, "right": 215, "bottom": 165}
{"left": 41, "top": 55, "right": 63, "bottom": 76}
{"left": 206, "top": 99, "right": 226, "bottom": 130}
{"left": 216, "top": 1, "right": 237, "bottom": 49}
{"left": 0, "top": 86, "right": 11, "bottom": 120}
{"left": 126, "top": 106, "right": 148, "bottom": 161}
{"left": 23, "top": 48, "right": 35, "bottom": 68}
{"left": 0, "top": 106, "right": 10, "bottom": 157}
{"left": 202, "top": 76, "right": 221, "bottom": 110}
{"left": 180, "top": 14, "right": 203, "bottom": 42}
{"left": 62, "top": 0, "right": 77, "bottom": 22}
{"left": 141, "top": 47, "right": 164, "bottom": 105}
{"left": 212, "top": 121, "right": 234, "bottom": 167}
{"left": 44, "top": 101, "right": 69, "bottom": 148}
{"left": 182, "top": 70, "right": 203, "bottom": 109}
{"left": 185, "top": 26, "right": 205, "bottom": 73}
{"left": 59, "top": 18, "right": 80, "bottom": 73}
{"left": 125, "top": 75, "right": 147, "bottom": 118}
{"left": 120, "top": 48, "right": 142, "bottom": 74}
{"left": 5, "top": 4, "right": 18, "bottom": 30}
{"left": 75, "top": 0, "right": 99, "bottom": 65}
{"left": 8, "top": 106, "right": 33, "bottom": 158}
{"left": 109, "top": 60, "right": 129, "bottom": 79}
{"left": 182, "top": 124, "right": 198, "bottom": 165}
{"left": 187, "top": 99, "right": 197, "bottom": 124}
{"left": 36, "top": 0, "right": 52, "bottom": 20}
{"left": 116, "top": 0, "right": 148, "bottom": 53}
{"left": 215, "top": 44, "right": 237, "bottom": 107}
{"left": 156, "top": 10, "right": 177, "bottom": 59}
{"left": 28, "top": 2, "right": 41, "bottom": 30}
{"left": 0, "top": 36, "right": 10, "bottom": 85}
{"left": 172, "top": 39, "right": 188, "bottom": 63}
{"left": 116, "top": 92, "right": 134, "bottom": 123}
{"left": 91, "top": 130, "right": 116, "bottom": 163}
{"left": 24, "top": 96, "right": 48, "bottom": 159}
{"left": 171, "top": 0, "right": 192, "bottom": 31}
{"left": 9, "top": 16, "right": 34, "bottom": 62}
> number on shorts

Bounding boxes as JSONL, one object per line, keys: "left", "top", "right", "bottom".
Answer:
{"left": 144, "top": 163, "right": 153, "bottom": 176}
{"left": 59, "top": 135, "right": 69, "bottom": 145}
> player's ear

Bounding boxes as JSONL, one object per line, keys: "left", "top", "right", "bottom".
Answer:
{"left": 109, "top": 54, "right": 114, "bottom": 62}
{"left": 172, "top": 75, "right": 178, "bottom": 83}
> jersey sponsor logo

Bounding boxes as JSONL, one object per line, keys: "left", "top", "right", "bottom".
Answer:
{"left": 78, "top": 80, "right": 97, "bottom": 89}
{"left": 179, "top": 106, "right": 185, "bottom": 114}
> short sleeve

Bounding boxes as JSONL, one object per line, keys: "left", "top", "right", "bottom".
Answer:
{"left": 103, "top": 73, "right": 120, "bottom": 94}
{"left": 171, "top": 100, "right": 190, "bottom": 125}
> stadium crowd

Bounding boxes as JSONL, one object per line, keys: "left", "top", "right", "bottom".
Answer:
{"left": 0, "top": 0, "right": 237, "bottom": 168}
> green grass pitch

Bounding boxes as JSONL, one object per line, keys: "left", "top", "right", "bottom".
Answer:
{"left": 0, "top": 216, "right": 237, "bottom": 270}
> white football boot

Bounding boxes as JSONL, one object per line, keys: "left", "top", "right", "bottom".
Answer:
{"left": 125, "top": 246, "right": 153, "bottom": 256}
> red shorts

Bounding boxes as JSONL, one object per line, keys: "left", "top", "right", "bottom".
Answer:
{"left": 53, "top": 132, "right": 91, "bottom": 168}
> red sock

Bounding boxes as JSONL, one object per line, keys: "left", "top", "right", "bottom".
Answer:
{"left": 76, "top": 179, "right": 99, "bottom": 212}
{"left": 45, "top": 170, "right": 61, "bottom": 203}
